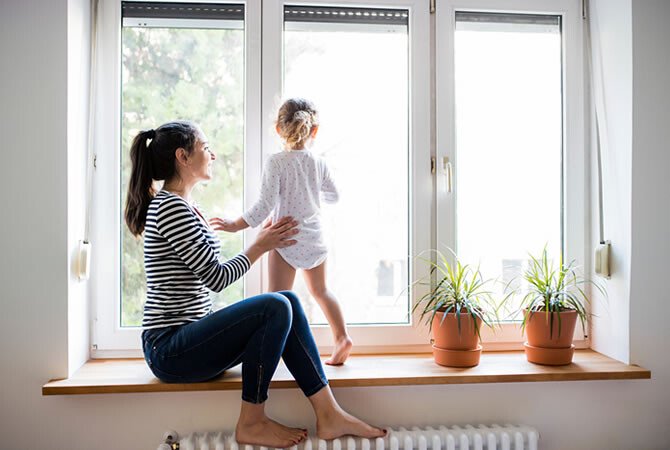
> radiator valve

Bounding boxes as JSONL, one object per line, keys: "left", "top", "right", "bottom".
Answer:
{"left": 158, "top": 430, "right": 179, "bottom": 450}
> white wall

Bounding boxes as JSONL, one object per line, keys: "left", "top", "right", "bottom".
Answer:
{"left": 1, "top": 1, "right": 670, "bottom": 449}
{"left": 0, "top": 0, "right": 70, "bottom": 441}
{"left": 629, "top": 0, "right": 670, "bottom": 428}
{"left": 67, "top": 0, "right": 92, "bottom": 377}
{"left": 588, "top": 0, "right": 632, "bottom": 364}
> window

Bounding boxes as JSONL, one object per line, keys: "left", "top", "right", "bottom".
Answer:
{"left": 120, "top": 2, "right": 246, "bottom": 327}
{"left": 260, "top": 0, "right": 430, "bottom": 350}
{"left": 282, "top": 5, "right": 410, "bottom": 325}
{"left": 92, "top": 0, "right": 430, "bottom": 355}
{"left": 92, "top": 0, "right": 583, "bottom": 355}
{"left": 436, "top": 0, "right": 585, "bottom": 344}
{"left": 454, "top": 12, "right": 563, "bottom": 318}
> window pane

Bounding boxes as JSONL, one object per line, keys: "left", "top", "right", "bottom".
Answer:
{"left": 283, "top": 7, "right": 410, "bottom": 325}
{"left": 121, "top": 22, "right": 245, "bottom": 327}
{"left": 454, "top": 13, "right": 563, "bottom": 319}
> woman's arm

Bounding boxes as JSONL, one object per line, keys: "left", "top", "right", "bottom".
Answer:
{"left": 157, "top": 196, "right": 298, "bottom": 291}
{"left": 156, "top": 196, "right": 251, "bottom": 292}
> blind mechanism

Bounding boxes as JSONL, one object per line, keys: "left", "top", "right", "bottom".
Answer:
{"left": 284, "top": 5, "right": 408, "bottom": 26}
{"left": 122, "top": 2, "right": 244, "bottom": 21}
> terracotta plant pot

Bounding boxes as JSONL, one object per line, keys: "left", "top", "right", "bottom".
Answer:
{"left": 431, "top": 311, "right": 482, "bottom": 367}
{"left": 523, "top": 342, "right": 575, "bottom": 366}
{"left": 432, "top": 344, "right": 483, "bottom": 368}
{"left": 523, "top": 309, "right": 578, "bottom": 365}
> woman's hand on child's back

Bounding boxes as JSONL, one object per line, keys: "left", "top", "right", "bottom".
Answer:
{"left": 244, "top": 217, "right": 299, "bottom": 264}
{"left": 256, "top": 217, "right": 299, "bottom": 251}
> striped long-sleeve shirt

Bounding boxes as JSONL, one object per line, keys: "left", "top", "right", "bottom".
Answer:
{"left": 142, "top": 190, "right": 250, "bottom": 329}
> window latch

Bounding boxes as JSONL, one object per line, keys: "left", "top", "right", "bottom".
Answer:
{"left": 441, "top": 156, "right": 453, "bottom": 193}
{"left": 432, "top": 156, "right": 453, "bottom": 193}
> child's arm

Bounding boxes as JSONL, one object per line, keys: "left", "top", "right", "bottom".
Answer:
{"left": 209, "top": 216, "right": 249, "bottom": 233}
{"left": 241, "top": 157, "right": 281, "bottom": 227}
{"left": 321, "top": 162, "right": 339, "bottom": 204}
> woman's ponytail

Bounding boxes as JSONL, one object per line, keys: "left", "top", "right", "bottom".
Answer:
{"left": 124, "top": 121, "right": 200, "bottom": 236}
{"left": 125, "top": 129, "right": 156, "bottom": 236}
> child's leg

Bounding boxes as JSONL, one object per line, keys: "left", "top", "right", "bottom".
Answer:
{"left": 268, "top": 250, "right": 297, "bottom": 291}
{"left": 303, "top": 260, "right": 353, "bottom": 365}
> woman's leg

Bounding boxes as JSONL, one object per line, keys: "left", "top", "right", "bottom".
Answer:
{"left": 143, "top": 293, "right": 306, "bottom": 447}
{"left": 308, "top": 385, "right": 387, "bottom": 440}
{"left": 276, "top": 290, "right": 329, "bottom": 397}
{"left": 277, "top": 291, "right": 385, "bottom": 440}
{"left": 236, "top": 400, "right": 306, "bottom": 448}
{"left": 303, "top": 260, "right": 353, "bottom": 365}
{"left": 269, "top": 249, "right": 297, "bottom": 291}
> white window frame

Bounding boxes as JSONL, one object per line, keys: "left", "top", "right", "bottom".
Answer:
{"left": 435, "top": 0, "right": 587, "bottom": 349}
{"left": 261, "top": 0, "right": 431, "bottom": 353}
{"left": 92, "top": 0, "right": 430, "bottom": 357}
{"left": 91, "top": 0, "right": 585, "bottom": 356}
{"left": 91, "top": 0, "right": 263, "bottom": 356}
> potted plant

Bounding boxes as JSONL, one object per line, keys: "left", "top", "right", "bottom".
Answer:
{"left": 413, "top": 251, "right": 499, "bottom": 368}
{"left": 517, "top": 247, "right": 604, "bottom": 365}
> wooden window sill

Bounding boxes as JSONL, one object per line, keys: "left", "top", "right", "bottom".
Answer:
{"left": 42, "top": 349, "right": 650, "bottom": 395}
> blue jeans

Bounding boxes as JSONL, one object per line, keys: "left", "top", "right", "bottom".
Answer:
{"left": 142, "top": 290, "right": 328, "bottom": 404}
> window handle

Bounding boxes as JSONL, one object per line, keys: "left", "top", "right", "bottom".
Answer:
{"left": 442, "top": 156, "right": 453, "bottom": 193}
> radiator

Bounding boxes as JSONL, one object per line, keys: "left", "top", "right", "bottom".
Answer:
{"left": 159, "top": 425, "right": 539, "bottom": 450}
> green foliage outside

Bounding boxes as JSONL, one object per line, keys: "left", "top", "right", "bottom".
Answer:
{"left": 121, "top": 26, "right": 245, "bottom": 327}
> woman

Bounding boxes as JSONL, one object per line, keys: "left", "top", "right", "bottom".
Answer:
{"left": 125, "top": 121, "right": 385, "bottom": 448}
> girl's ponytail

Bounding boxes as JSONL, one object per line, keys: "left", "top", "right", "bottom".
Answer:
{"left": 286, "top": 110, "right": 313, "bottom": 149}
{"left": 276, "top": 98, "right": 319, "bottom": 150}
{"left": 125, "top": 129, "right": 156, "bottom": 236}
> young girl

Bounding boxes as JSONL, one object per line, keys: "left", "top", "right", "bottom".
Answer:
{"left": 219, "top": 98, "right": 352, "bottom": 365}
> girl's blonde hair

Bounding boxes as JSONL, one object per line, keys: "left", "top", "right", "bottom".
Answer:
{"left": 276, "top": 98, "right": 319, "bottom": 150}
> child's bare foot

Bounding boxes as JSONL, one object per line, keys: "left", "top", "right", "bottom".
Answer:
{"left": 316, "top": 407, "right": 386, "bottom": 440}
{"left": 236, "top": 417, "right": 307, "bottom": 448}
{"left": 325, "top": 336, "right": 353, "bottom": 366}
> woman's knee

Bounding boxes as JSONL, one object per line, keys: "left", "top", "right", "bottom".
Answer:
{"left": 276, "top": 290, "right": 307, "bottom": 315}
{"left": 263, "top": 292, "right": 293, "bottom": 322}
{"left": 276, "top": 290, "right": 299, "bottom": 306}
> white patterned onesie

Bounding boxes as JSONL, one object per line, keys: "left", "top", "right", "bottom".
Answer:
{"left": 242, "top": 149, "right": 339, "bottom": 269}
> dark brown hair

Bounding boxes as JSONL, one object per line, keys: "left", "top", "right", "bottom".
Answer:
{"left": 276, "top": 98, "right": 319, "bottom": 150}
{"left": 125, "top": 120, "right": 200, "bottom": 236}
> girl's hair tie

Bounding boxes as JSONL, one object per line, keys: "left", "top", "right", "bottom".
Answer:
{"left": 293, "top": 110, "right": 310, "bottom": 121}
{"left": 146, "top": 129, "right": 156, "bottom": 140}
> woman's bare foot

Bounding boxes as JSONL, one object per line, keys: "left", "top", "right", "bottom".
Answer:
{"left": 308, "top": 383, "right": 385, "bottom": 441}
{"left": 325, "top": 336, "right": 353, "bottom": 366}
{"left": 316, "top": 407, "right": 386, "bottom": 440}
{"left": 235, "top": 417, "right": 307, "bottom": 448}
{"left": 237, "top": 400, "right": 307, "bottom": 448}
